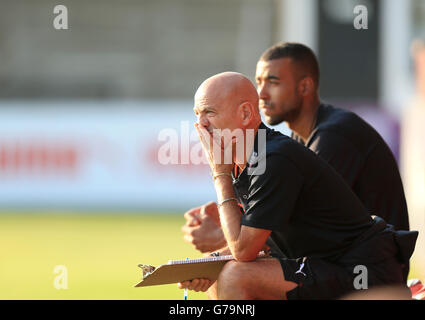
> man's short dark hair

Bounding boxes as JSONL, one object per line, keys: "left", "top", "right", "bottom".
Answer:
{"left": 260, "top": 42, "right": 320, "bottom": 86}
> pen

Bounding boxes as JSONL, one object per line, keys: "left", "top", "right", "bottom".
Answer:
{"left": 184, "top": 257, "right": 189, "bottom": 300}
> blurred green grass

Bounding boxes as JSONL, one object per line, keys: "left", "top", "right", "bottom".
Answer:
{"left": 1, "top": 213, "right": 422, "bottom": 300}
{"left": 0, "top": 213, "right": 207, "bottom": 300}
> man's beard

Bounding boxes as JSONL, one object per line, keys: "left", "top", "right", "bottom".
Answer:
{"left": 265, "top": 103, "right": 301, "bottom": 126}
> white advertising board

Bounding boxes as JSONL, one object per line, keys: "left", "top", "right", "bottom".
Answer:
{"left": 0, "top": 100, "right": 219, "bottom": 211}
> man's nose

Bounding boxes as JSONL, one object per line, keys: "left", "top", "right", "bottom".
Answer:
{"left": 197, "top": 114, "right": 209, "bottom": 127}
{"left": 257, "top": 84, "right": 269, "bottom": 100}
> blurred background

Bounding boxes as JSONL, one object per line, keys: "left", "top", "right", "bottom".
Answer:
{"left": 0, "top": 0, "right": 424, "bottom": 299}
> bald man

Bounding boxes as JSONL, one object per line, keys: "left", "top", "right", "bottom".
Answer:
{"left": 182, "top": 42, "right": 411, "bottom": 281}
{"left": 178, "top": 72, "right": 416, "bottom": 300}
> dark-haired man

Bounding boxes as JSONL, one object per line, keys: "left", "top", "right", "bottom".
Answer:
{"left": 256, "top": 42, "right": 409, "bottom": 227}
{"left": 182, "top": 43, "right": 411, "bottom": 280}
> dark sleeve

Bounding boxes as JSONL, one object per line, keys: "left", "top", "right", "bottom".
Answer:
{"left": 308, "top": 130, "right": 365, "bottom": 187}
{"left": 241, "top": 154, "right": 304, "bottom": 231}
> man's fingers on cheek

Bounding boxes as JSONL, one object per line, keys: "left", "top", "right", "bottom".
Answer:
{"left": 198, "top": 131, "right": 213, "bottom": 148}
{"left": 196, "top": 127, "right": 208, "bottom": 141}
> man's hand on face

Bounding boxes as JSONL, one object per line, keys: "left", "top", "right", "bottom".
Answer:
{"left": 195, "top": 123, "right": 234, "bottom": 175}
{"left": 182, "top": 201, "right": 227, "bottom": 253}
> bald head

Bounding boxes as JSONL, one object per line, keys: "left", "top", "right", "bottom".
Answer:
{"left": 195, "top": 72, "right": 259, "bottom": 113}
{"left": 193, "top": 72, "right": 261, "bottom": 133}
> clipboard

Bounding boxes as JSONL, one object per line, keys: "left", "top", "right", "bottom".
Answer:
{"left": 135, "top": 252, "right": 270, "bottom": 287}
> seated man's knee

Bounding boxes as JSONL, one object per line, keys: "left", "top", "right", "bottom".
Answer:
{"left": 218, "top": 260, "right": 250, "bottom": 287}
{"left": 217, "top": 260, "right": 259, "bottom": 299}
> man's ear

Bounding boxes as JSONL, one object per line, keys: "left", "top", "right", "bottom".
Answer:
{"left": 299, "top": 77, "right": 314, "bottom": 97}
{"left": 239, "top": 102, "right": 253, "bottom": 125}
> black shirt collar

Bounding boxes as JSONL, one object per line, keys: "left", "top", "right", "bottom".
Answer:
{"left": 233, "top": 122, "right": 269, "bottom": 180}
{"left": 292, "top": 104, "right": 325, "bottom": 146}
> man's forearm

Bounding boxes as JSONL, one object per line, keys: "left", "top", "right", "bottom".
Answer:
{"left": 212, "top": 175, "right": 271, "bottom": 261}
{"left": 213, "top": 176, "right": 244, "bottom": 257}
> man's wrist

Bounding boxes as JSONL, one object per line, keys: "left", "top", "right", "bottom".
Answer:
{"left": 217, "top": 197, "right": 238, "bottom": 208}
{"left": 213, "top": 174, "right": 235, "bottom": 200}
{"left": 212, "top": 172, "right": 232, "bottom": 181}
